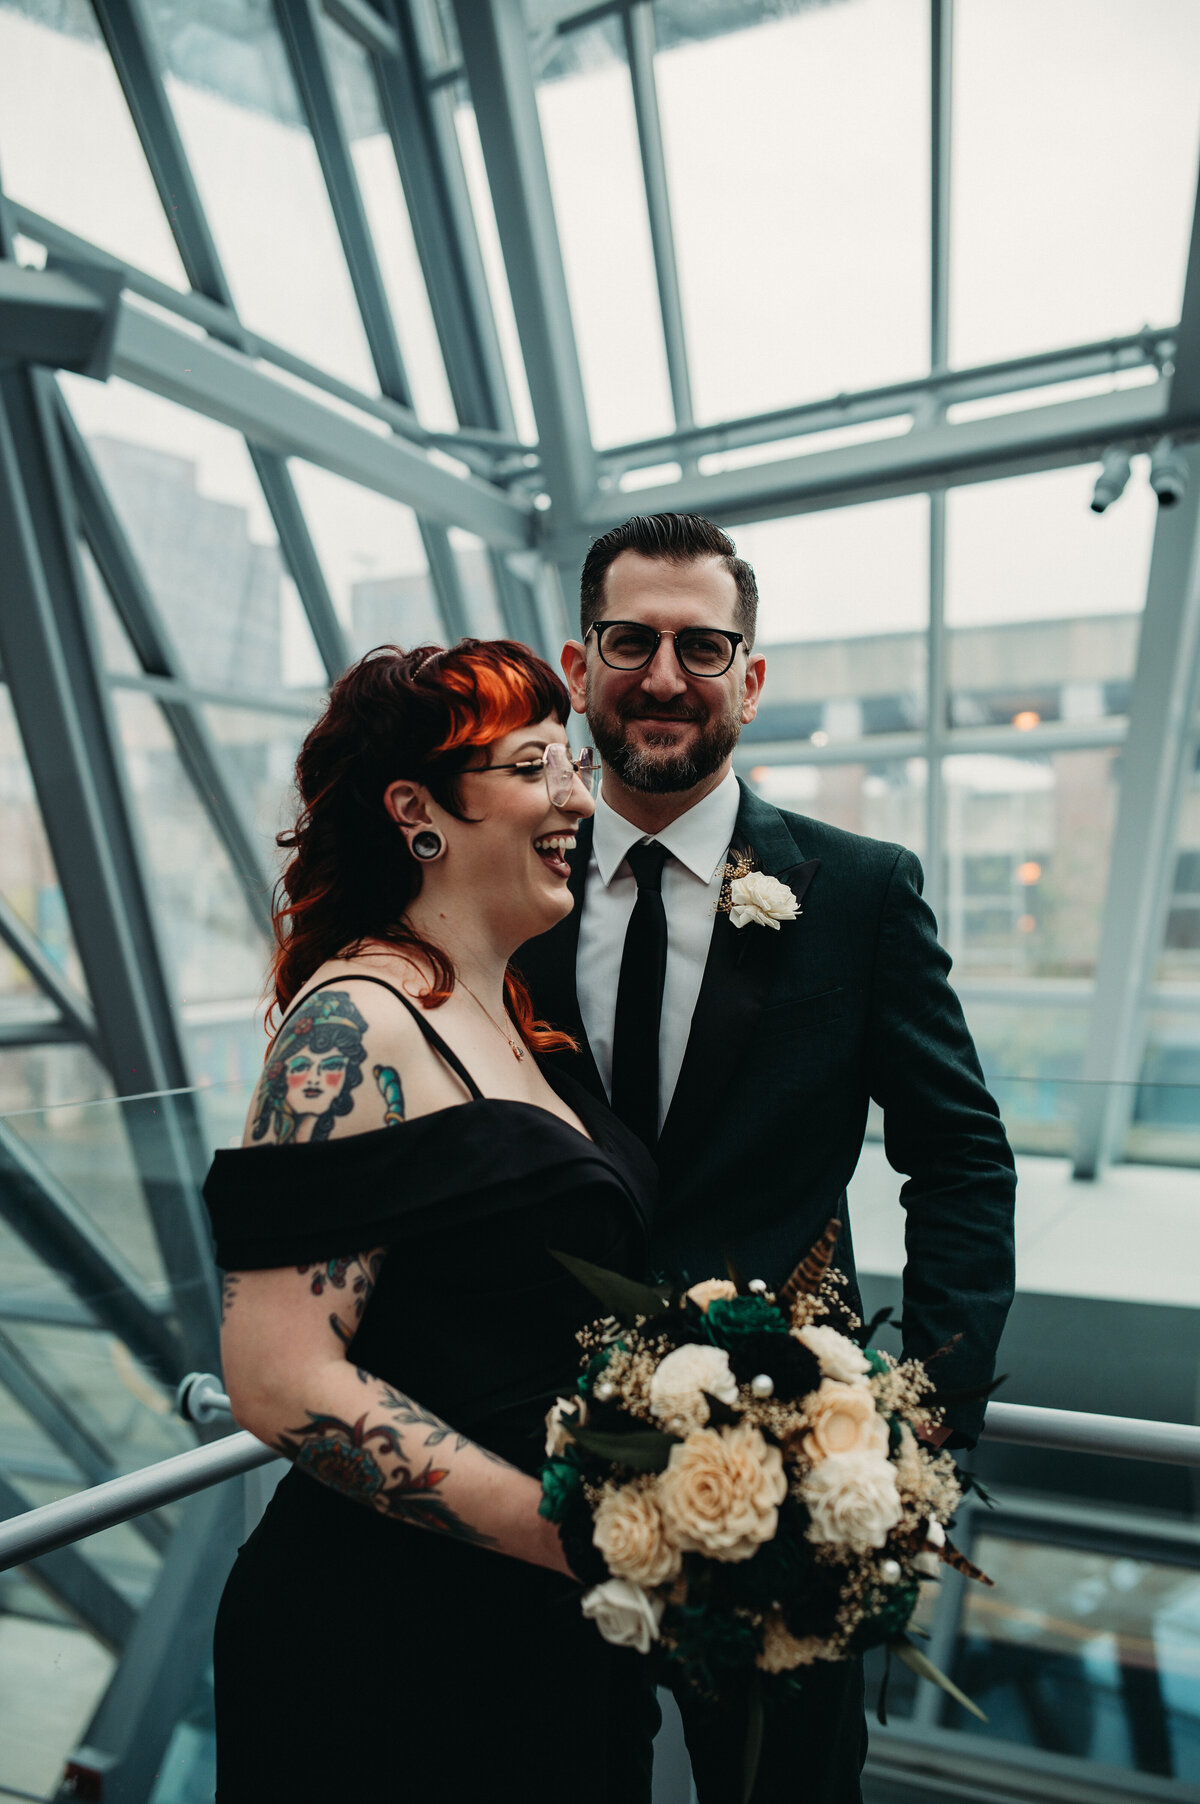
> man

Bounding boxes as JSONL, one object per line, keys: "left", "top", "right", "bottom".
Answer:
{"left": 516, "top": 512, "right": 1015, "bottom": 1803}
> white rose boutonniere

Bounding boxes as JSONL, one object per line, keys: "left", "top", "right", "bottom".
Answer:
{"left": 716, "top": 851, "right": 801, "bottom": 932}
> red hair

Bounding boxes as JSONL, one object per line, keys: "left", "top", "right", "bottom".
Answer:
{"left": 269, "top": 640, "right": 576, "bottom": 1054}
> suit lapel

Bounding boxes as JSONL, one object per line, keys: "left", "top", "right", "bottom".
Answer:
{"left": 657, "top": 784, "right": 820, "bottom": 1165}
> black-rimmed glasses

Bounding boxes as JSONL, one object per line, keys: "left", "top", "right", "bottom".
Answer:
{"left": 470, "top": 743, "right": 596, "bottom": 807}
{"left": 586, "top": 620, "right": 746, "bottom": 678}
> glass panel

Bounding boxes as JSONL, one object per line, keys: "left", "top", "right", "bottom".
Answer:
{"left": 0, "top": 687, "right": 88, "bottom": 1006}
{"left": 949, "top": 1531, "right": 1200, "bottom": 1782}
{"left": 1133, "top": 1009, "right": 1200, "bottom": 1166}
{"left": 61, "top": 374, "right": 324, "bottom": 697}
{"left": 744, "top": 759, "right": 927, "bottom": 855}
{"left": 0, "top": 0, "right": 186, "bottom": 285}
{"left": 952, "top": 0, "right": 1200, "bottom": 367}
{"left": 80, "top": 543, "right": 140, "bottom": 677}
{"left": 144, "top": 0, "right": 377, "bottom": 390}
{"left": 1158, "top": 742, "right": 1200, "bottom": 984}
{"left": 448, "top": 528, "right": 506, "bottom": 637}
{"left": 959, "top": 1003, "right": 1090, "bottom": 1157}
{"left": 114, "top": 690, "right": 266, "bottom": 1006}
{"left": 320, "top": 13, "right": 458, "bottom": 431}
{"left": 203, "top": 702, "right": 308, "bottom": 876}
{"left": 289, "top": 459, "right": 441, "bottom": 656}
{"left": 537, "top": 17, "right": 673, "bottom": 447}
{"left": 654, "top": 0, "right": 928, "bottom": 424}
{"left": 941, "top": 748, "right": 1121, "bottom": 979}
{"left": 945, "top": 466, "right": 1157, "bottom": 729}
{"left": 454, "top": 95, "right": 538, "bottom": 444}
{"left": 0, "top": 1613, "right": 114, "bottom": 1798}
{"left": 734, "top": 499, "right": 929, "bottom": 744}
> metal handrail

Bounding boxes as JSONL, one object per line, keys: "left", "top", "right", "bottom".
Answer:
{"left": 3, "top": 1381, "right": 1200, "bottom": 1574}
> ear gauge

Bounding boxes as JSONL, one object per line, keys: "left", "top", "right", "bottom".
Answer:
{"left": 409, "top": 829, "right": 446, "bottom": 862}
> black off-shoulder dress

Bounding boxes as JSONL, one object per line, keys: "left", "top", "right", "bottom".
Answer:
{"left": 203, "top": 980, "right": 659, "bottom": 1801}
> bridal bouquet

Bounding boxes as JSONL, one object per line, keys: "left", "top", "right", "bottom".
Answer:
{"left": 540, "top": 1220, "right": 991, "bottom": 1726}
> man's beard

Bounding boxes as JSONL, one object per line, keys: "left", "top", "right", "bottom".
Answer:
{"left": 586, "top": 689, "right": 744, "bottom": 794}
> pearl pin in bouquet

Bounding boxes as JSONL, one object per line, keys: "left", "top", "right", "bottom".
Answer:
{"left": 539, "top": 1221, "right": 992, "bottom": 1788}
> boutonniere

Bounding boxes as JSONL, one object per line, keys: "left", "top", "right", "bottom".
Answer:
{"left": 716, "top": 849, "right": 801, "bottom": 930}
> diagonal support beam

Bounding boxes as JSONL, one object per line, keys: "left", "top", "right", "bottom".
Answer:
{"left": 0, "top": 1469, "right": 136, "bottom": 1652}
{"left": 452, "top": 0, "right": 596, "bottom": 521}
{"left": 0, "top": 1121, "right": 183, "bottom": 1382}
{"left": 1169, "top": 142, "right": 1200, "bottom": 420}
{"left": 1074, "top": 444, "right": 1200, "bottom": 1177}
{"left": 0, "top": 891, "right": 98, "bottom": 1052}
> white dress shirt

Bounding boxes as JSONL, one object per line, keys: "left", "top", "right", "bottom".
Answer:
{"left": 575, "top": 769, "right": 741, "bottom": 1134}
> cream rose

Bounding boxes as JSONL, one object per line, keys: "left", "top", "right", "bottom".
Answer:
{"left": 756, "top": 1613, "right": 828, "bottom": 1674}
{"left": 802, "top": 1380, "right": 889, "bottom": 1463}
{"left": 686, "top": 1278, "right": 739, "bottom": 1313}
{"left": 796, "top": 1324, "right": 871, "bottom": 1385}
{"left": 728, "top": 872, "right": 800, "bottom": 930}
{"left": 801, "top": 1450, "right": 903, "bottom": 1553}
{"left": 915, "top": 1515, "right": 946, "bottom": 1577}
{"left": 593, "top": 1481, "right": 681, "bottom": 1588}
{"left": 657, "top": 1423, "right": 786, "bottom": 1563}
{"left": 580, "top": 1578, "right": 664, "bottom": 1654}
{"left": 648, "top": 1343, "right": 739, "bottom": 1435}
{"left": 544, "top": 1394, "right": 586, "bottom": 1460}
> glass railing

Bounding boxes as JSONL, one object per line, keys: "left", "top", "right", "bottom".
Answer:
{"left": 0, "top": 1074, "right": 1198, "bottom": 1802}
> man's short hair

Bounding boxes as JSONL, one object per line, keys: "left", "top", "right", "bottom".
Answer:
{"left": 579, "top": 513, "right": 758, "bottom": 649}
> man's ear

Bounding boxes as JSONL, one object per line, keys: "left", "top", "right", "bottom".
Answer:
{"left": 383, "top": 779, "right": 432, "bottom": 830}
{"left": 741, "top": 651, "right": 767, "bottom": 726}
{"left": 561, "top": 639, "right": 588, "bottom": 714}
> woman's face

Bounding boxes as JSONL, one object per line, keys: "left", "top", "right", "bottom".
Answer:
{"left": 438, "top": 715, "right": 595, "bottom": 941}
{"left": 284, "top": 1042, "right": 349, "bottom": 1118}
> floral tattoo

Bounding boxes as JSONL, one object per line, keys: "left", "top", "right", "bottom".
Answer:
{"left": 299, "top": 1249, "right": 385, "bottom": 1349}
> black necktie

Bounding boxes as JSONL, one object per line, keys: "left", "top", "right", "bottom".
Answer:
{"left": 610, "top": 840, "right": 669, "bottom": 1149}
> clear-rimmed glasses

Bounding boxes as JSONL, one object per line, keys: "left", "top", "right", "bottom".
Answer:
{"left": 586, "top": 620, "right": 746, "bottom": 678}
{"left": 471, "top": 743, "right": 596, "bottom": 807}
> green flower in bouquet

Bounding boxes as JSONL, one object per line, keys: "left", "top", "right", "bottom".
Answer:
{"left": 702, "top": 1295, "right": 788, "bottom": 1347}
{"left": 578, "top": 1345, "right": 617, "bottom": 1397}
{"left": 666, "top": 1598, "right": 763, "bottom": 1694}
{"left": 538, "top": 1453, "right": 582, "bottom": 1523}
{"left": 848, "top": 1574, "right": 920, "bottom": 1652}
{"left": 733, "top": 1507, "right": 812, "bottom": 1610}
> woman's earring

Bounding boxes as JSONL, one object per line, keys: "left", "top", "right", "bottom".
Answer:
{"left": 410, "top": 829, "right": 446, "bottom": 863}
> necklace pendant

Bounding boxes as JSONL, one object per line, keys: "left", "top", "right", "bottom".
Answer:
{"left": 512, "top": 1042, "right": 525, "bottom": 1061}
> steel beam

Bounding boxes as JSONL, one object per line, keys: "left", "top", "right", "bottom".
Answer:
{"left": 1169, "top": 143, "right": 1200, "bottom": 420}
{"left": 623, "top": 3, "right": 694, "bottom": 434}
{"left": 929, "top": 0, "right": 953, "bottom": 380}
{"left": 0, "top": 362, "right": 219, "bottom": 1369}
{"left": 583, "top": 380, "right": 1179, "bottom": 528}
{"left": 324, "top": 0, "right": 400, "bottom": 56}
{"left": 377, "top": 0, "right": 518, "bottom": 435}
{"left": 0, "top": 1470, "right": 135, "bottom": 1652}
{"left": 61, "top": 405, "right": 274, "bottom": 936}
{"left": 0, "top": 892, "right": 98, "bottom": 1051}
{"left": 111, "top": 299, "right": 533, "bottom": 547}
{"left": 0, "top": 262, "right": 114, "bottom": 374}
{"left": 54, "top": 1480, "right": 242, "bottom": 1803}
{"left": 0, "top": 1120, "right": 182, "bottom": 1381}
{"left": 452, "top": 0, "right": 596, "bottom": 518}
{"left": 276, "top": 0, "right": 413, "bottom": 406}
{"left": 1073, "top": 445, "right": 1200, "bottom": 1177}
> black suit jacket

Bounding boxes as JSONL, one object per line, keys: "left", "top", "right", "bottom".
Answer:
{"left": 516, "top": 781, "right": 1016, "bottom": 1445}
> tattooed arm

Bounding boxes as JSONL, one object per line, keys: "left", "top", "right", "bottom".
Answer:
{"left": 224, "top": 979, "right": 570, "bottom": 1573}
{"left": 220, "top": 1254, "right": 569, "bottom": 1573}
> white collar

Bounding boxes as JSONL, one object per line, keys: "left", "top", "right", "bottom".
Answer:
{"left": 592, "top": 768, "right": 742, "bottom": 886}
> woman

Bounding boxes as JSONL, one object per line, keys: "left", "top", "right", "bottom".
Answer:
{"left": 205, "top": 640, "right": 659, "bottom": 1799}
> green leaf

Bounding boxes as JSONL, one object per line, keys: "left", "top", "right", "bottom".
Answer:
{"left": 566, "top": 1422, "right": 678, "bottom": 1472}
{"left": 895, "top": 1638, "right": 988, "bottom": 1722}
{"left": 549, "top": 1248, "right": 671, "bottom": 1324}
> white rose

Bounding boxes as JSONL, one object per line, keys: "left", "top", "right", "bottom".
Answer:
{"left": 796, "top": 1324, "right": 870, "bottom": 1386}
{"left": 580, "top": 1578, "right": 664, "bottom": 1654}
{"left": 728, "top": 872, "right": 800, "bottom": 930}
{"left": 648, "top": 1343, "right": 739, "bottom": 1435}
{"left": 802, "top": 1450, "right": 903, "bottom": 1552}
{"left": 916, "top": 1516, "right": 946, "bottom": 1577}
{"left": 544, "top": 1394, "right": 586, "bottom": 1460}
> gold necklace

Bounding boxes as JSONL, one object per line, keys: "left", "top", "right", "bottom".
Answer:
{"left": 458, "top": 979, "right": 525, "bottom": 1062}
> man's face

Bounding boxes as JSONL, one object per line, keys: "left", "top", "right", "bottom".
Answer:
{"left": 562, "top": 552, "right": 765, "bottom": 794}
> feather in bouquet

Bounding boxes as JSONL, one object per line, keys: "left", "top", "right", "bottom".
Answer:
{"left": 540, "top": 1220, "right": 992, "bottom": 1758}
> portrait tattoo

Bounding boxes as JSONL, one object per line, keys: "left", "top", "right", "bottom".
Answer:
{"left": 252, "top": 990, "right": 369, "bottom": 1146}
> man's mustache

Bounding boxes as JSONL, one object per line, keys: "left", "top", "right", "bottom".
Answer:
{"left": 618, "top": 702, "right": 704, "bottom": 724}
